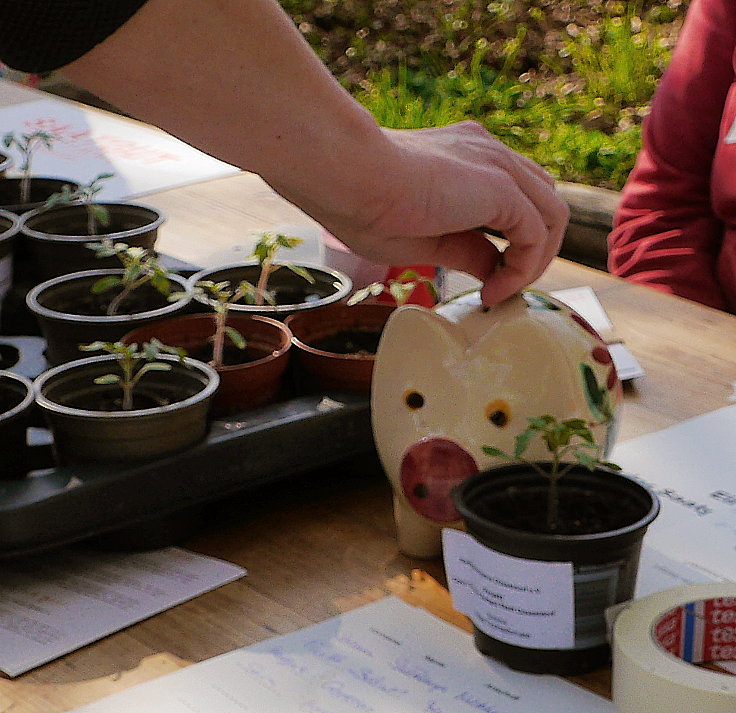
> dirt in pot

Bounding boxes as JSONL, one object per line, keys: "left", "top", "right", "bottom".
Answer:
{"left": 185, "top": 342, "right": 271, "bottom": 367}
{"left": 59, "top": 389, "right": 172, "bottom": 412}
{"left": 473, "top": 483, "right": 648, "bottom": 536}
{"left": 267, "top": 285, "right": 332, "bottom": 305}
{"left": 0, "top": 344, "right": 20, "bottom": 370}
{"left": 0, "top": 388, "right": 24, "bottom": 412}
{"left": 46, "top": 283, "right": 171, "bottom": 316}
{"left": 310, "top": 329, "right": 382, "bottom": 356}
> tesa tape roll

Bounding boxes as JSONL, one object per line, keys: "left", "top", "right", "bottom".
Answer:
{"left": 612, "top": 583, "right": 736, "bottom": 712}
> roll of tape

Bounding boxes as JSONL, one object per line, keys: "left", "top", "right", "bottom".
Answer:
{"left": 612, "top": 583, "right": 736, "bottom": 713}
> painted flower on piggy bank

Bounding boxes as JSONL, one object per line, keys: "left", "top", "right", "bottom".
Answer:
{"left": 371, "top": 290, "right": 621, "bottom": 558}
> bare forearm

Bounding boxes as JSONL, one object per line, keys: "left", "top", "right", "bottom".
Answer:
{"left": 63, "top": 0, "right": 388, "bottom": 227}
{"left": 61, "top": 0, "right": 569, "bottom": 305}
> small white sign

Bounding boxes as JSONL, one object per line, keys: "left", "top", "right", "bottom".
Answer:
{"left": 0, "top": 98, "right": 240, "bottom": 200}
{"left": 442, "top": 529, "right": 575, "bottom": 649}
{"left": 0, "top": 547, "right": 246, "bottom": 677}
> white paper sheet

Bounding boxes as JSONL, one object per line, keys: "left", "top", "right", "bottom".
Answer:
{"left": 0, "top": 547, "right": 245, "bottom": 677}
{"left": 68, "top": 597, "right": 614, "bottom": 713}
{"left": 0, "top": 99, "right": 240, "bottom": 200}
{"left": 612, "top": 404, "right": 736, "bottom": 583}
{"left": 550, "top": 286, "right": 644, "bottom": 380}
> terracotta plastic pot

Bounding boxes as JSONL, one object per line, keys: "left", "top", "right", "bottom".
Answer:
{"left": 26, "top": 269, "right": 193, "bottom": 365}
{"left": 285, "top": 302, "right": 394, "bottom": 393}
{"left": 34, "top": 353, "right": 219, "bottom": 465}
{"left": 19, "top": 202, "right": 165, "bottom": 281}
{"left": 451, "top": 463, "right": 659, "bottom": 675}
{"left": 122, "top": 312, "right": 292, "bottom": 416}
{"left": 189, "top": 261, "right": 352, "bottom": 319}
{"left": 0, "top": 369, "right": 34, "bottom": 479}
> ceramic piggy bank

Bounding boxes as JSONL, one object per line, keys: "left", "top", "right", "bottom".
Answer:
{"left": 371, "top": 290, "right": 622, "bottom": 558}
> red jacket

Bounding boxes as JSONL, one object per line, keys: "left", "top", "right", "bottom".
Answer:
{"left": 608, "top": 0, "right": 736, "bottom": 313}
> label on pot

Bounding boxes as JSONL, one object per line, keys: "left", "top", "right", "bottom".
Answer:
{"left": 443, "top": 529, "right": 575, "bottom": 649}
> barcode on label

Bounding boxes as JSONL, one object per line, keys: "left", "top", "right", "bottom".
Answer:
{"left": 573, "top": 563, "right": 620, "bottom": 648}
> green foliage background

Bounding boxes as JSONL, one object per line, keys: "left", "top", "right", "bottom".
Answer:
{"left": 282, "top": 0, "right": 688, "bottom": 189}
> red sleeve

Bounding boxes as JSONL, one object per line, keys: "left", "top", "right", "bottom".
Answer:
{"left": 608, "top": 0, "right": 736, "bottom": 310}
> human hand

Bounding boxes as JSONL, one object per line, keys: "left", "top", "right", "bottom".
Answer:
{"left": 323, "top": 121, "right": 569, "bottom": 306}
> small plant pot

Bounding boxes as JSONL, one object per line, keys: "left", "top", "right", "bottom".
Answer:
{"left": 0, "top": 370, "right": 35, "bottom": 479}
{"left": 0, "top": 209, "right": 20, "bottom": 317}
{"left": 189, "top": 261, "right": 352, "bottom": 319}
{"left": 34, "top": 353, "right": 219, "bottom": 465}
{"left": 285, "top": 302, "right": 394, "bottom": 393}
{"left": 0, "top": 177, "right": 78, "bottom": 214}
{"left": 19, "top": 202, "right": 165, "bottom": 281}
{"left": 26, "top": 269, "right": 193, "bottom": 365}
{"left": 450, "top": 464, "right": 659, "bottom": 675}
{"left": 122, "top": 313, "right": 293, "bottom": 416}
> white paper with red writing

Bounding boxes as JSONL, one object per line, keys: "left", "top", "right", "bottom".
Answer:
{"left": 0, "top": 98, "right": 239, "bottom": 199}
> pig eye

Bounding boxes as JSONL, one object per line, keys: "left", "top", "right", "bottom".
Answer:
{"left": 404, "top": 390, "right": 425, "bottom": 410}
{"left": 485, "top": 399, "right": 511, "bottom": 427}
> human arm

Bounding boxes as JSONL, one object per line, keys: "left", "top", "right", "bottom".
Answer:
{"left": 608, "top": 0, "right": 734, "bottom": 310}
{"left": 4, "top": 0, "right": 569, "bottom": 305}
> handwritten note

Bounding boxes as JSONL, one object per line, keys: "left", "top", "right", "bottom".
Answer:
{"left": 0, "top": 547, "right": 245, "bottom": 677}
{"left": 611, "top": 404, "right": 736, "bottom": 583}
{"left": 0, "top": 99, "right": 240, "bottom": 200}
{"left": 67, "top": 597, "right": 614, "bottom": 713}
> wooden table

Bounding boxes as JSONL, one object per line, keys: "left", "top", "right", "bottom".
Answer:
{"left": 2, "top": 80, "right": 736, "bottom": 712}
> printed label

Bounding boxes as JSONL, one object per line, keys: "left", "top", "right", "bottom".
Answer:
{"left": 443, "top": 529, "right": 575, "bottom": 649}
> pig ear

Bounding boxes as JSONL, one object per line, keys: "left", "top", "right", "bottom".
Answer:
{"left": 375, "top": 305, "right": 467, "bottom": 365}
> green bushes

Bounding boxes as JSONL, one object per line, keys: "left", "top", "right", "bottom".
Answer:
{"left": 285, "top": 0, "right": 688, "bottom": 189}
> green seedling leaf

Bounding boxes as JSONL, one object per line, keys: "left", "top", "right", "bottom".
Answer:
{"left": 91, "top": 276, "right": 123, "bottom": 294}
{"left": 94, "top": 374, "right": 121, "bottom": 385}
{"left": 225, "top": 326, "right": 246, "bottom": 349}
{"left": 287, "top": 263, "right": 316, "bottom": 284}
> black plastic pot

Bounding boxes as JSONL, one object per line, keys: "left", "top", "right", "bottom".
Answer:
{"left": 26, "top": 269, "right": 193, "bottom": 365}
{"left": 19, "top": 202, "right": 165, "bottom": 281}
{"left": 0, "top": 209, "right": 20, "bottom": 317}
{"left": 34, "top": 353, "right": 219, "bottom": 465}
{"left": 451, "top": 463, "right": 659, "bottom": 675}
{"left": 0, "top": 177, "right": 78, "bottom": 214}
{"left": 189, "top": 261, "right": 352, "bottom": 319}
{"left": 0, "top": 152, "right": 12, "bottom": 176}
{"left": 0, "top": 370, "right": 35, "bottom": 479}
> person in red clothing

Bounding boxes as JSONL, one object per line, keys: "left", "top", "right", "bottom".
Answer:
{"left": 608, "top": 0, "right": 736, "bottom": 313}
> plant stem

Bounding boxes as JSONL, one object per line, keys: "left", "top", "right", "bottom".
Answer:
{"left": 20, "top": 174, "right": 30, "bottom": 205}
{"left": 211, "top": 311, "right": 226, "bottom": 368}
{"left": 255, "top": 258, "right": 273, "bottom": 306}
{"left": 106, "top": 276, "right": 147, "bottom": 315}
{"left": 121, "top": 360, "right": 134, "bottom": 410}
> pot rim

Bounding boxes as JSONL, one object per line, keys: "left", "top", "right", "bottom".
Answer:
{"left": 0, "top": 151, "right": 13, "bottom": 173}
{"left": 189, "top": 260, "right": 353, "bottom": 313}
{"left": 122, "top": 312, "right": 294, "bottom": 370}
{"left": 33, "top": 353, "right": 220, "bottom": 418}
{"left": 19, "top": 201, "right": 166, "bottom": 242}
{"left": 453, "top": 462, "right": 660, "bottom": 544}
{"left": 285, "top": 302, "right": 394, "bottom": 360}
{"left": 0, "top": 369, "right": 34, "bottom": 421}
{"left": 25, "top": 268, "right": 192, "bottom": 323}
{"left": 0, "top": 208, "right": 20, "bottom": 245}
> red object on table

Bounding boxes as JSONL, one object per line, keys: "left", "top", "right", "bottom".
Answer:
{"left": 380, "top": 265, "right": 437, "bottom": 307}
